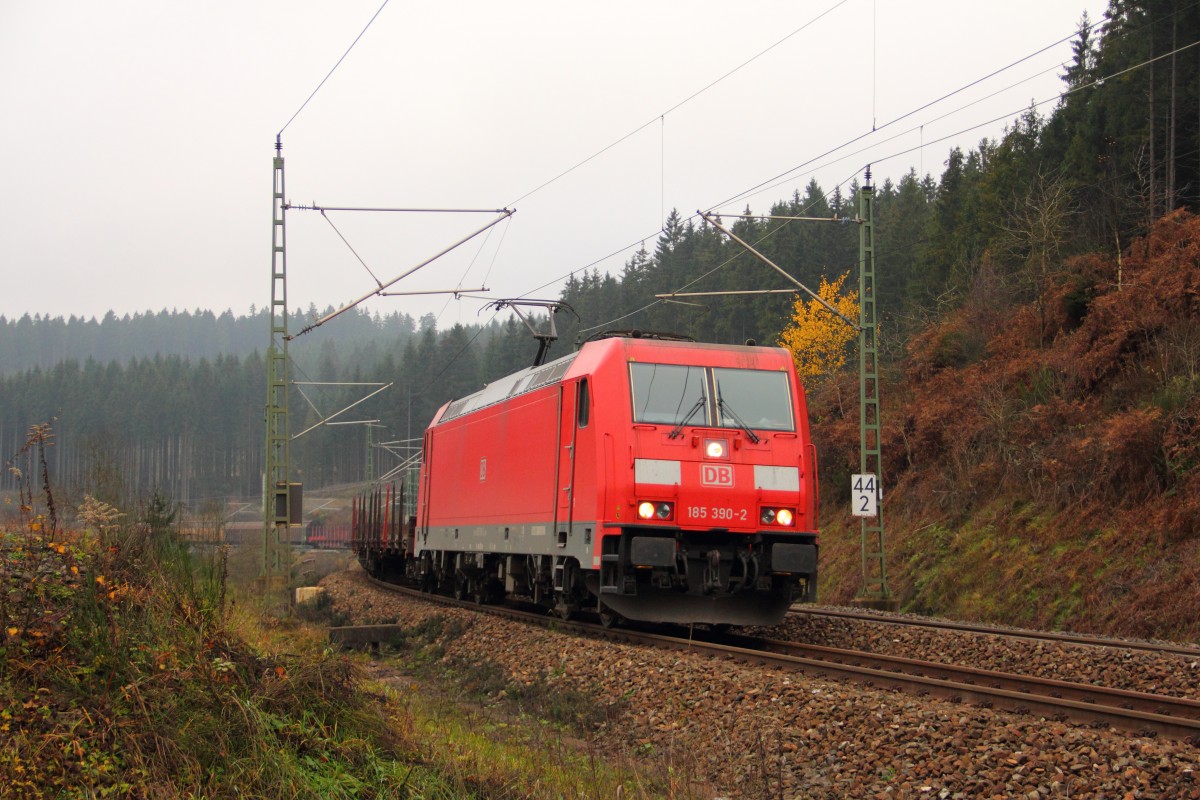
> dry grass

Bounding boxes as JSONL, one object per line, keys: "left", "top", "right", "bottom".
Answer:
{"left": 2, "top": 423, "right": 712, "bottom": 798}
{"left": 813, "top": 212, "right": 1200, "bottom": 640}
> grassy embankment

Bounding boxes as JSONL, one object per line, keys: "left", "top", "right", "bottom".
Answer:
{"left": 0, "top": 447, "right": 701, "bottom": 797}
{"left": 813, "top": 210, "right": 1200, "bottom": 641}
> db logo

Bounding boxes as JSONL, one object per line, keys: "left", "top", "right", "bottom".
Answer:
{"left": 701, "top": 465, "right": 734, "bottom": 487}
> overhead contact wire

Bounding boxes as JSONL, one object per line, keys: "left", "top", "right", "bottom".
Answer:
{"left": 514, "top": 16, "right": 1106, "bottom": 305}
{"left": 580, "top": 171, "right": 859, "bottom": 335}
{"left": 435, "top": 223, "right": 500, "bottom": 327}
{"left": 507, "top": 4, "right": 1198, "bottom": 322}
{"left": 707, "top": 18, "right": 1102, "bottom": 214}
{"left": 736, "top": 60, "right": 1072, "bottom": 208}
{"left": 480, "top": 214, "right": 513, "bottom": 288}
{"left": 863, "top": 36, "right": 1200, "bottom": 176}
{"left": 711, "top": 1, "right": 1200, "bottom": 213}
{"left": 505, "top": 0, "right": 852, "bottom": 207}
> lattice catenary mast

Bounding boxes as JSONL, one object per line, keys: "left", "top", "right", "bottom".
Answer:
{"left": 263, "top": 137, "right": 297, "bottom": 586}
{"left": 855, "top": 168, "right": 894, "bottom": 608}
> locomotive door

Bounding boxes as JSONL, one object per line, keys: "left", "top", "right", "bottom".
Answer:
{"left": 554, "top": 380, "right": 578, "bottom": 544}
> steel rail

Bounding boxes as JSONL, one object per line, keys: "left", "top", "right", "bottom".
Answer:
{"left": 338, "top": 579, "right": 1200, "bottom": 742}
{"left": 789, "top": 607, "right": 1200, "bottom": 658}
{"left": 717, "top": 631, "right": 1200, "bottom": 721}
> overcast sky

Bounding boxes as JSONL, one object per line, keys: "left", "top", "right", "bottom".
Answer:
{"left": 2, "top": 0, "right": 1107, "bottom": 332}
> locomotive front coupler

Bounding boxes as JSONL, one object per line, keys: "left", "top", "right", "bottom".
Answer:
{"left": 704, "top": 549, "right": 723, "bottom": 592}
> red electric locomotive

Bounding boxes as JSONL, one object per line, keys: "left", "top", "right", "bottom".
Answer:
{"left": 405, "top": 332, "right": 819, "bottom": 627}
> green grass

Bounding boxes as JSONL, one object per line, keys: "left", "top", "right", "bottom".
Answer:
{"left": 1, "top": 514, "right": 428, "bottom": 799}
{"left": 379, "top": 683, "right": 686, "bottom": 799}
{"left": 2, "top": 508, "right": 708, "bottom": 799}
{"left": 0, "top": 414, "right": 709, "bottom": 798}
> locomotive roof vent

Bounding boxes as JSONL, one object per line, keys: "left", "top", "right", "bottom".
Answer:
{"left": 440, "top": 351, "right": 578, "bottom": 423}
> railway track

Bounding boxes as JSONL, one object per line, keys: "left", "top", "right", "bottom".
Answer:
{"left": 710, "top": 631, "right": 1200, "bottom": 738}
{"left": 789, "top": 606, "right": 1200, "bottom": 659}
{"left": 336, "top": 579, "right": 1200, "bottom": 742}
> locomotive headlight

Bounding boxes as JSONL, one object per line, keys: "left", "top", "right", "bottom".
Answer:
{"left": 704, "top": 439, "right": 727, "bottom": 459}
{"left": 638, "top": 501, "right": 674, "bottom": 521}
{"left": 760, "top": 507, "right": 796, "bottom": 526}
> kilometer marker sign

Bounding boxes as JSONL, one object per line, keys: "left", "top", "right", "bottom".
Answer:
{"left": 851, "top": 474, "right": 879, "bottom": 517}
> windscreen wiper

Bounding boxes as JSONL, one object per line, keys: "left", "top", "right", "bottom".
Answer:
{"left": 668, "top": 395, "right": 706, "bottom": 439}
{"left": 717, "top": 394, "right": 760, "bottom": 444}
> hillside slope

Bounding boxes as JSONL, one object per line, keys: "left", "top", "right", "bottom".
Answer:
{"left": 814, "top": 210, "right": 1200, "bottom": 641}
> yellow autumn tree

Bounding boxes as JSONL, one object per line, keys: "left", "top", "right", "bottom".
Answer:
{"left": 777, "top": 271, "right": 859, "bottom": 383}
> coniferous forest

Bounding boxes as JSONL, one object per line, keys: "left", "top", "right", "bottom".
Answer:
{"left": 3, "top": 0, "right": 1199, "bottom": 516}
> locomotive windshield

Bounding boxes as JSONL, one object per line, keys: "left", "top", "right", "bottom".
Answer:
{"left": 629, "top": 363, "right": 707, "bottom": 424}
{"left": 713, "top": 368, "right": 794, "bottom": 431}
{"left": 629, "top": 363, "right": 794, "bottom": 431}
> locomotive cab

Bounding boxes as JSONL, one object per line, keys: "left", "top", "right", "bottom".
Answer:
{"left": 584, "top": 340, "right": 819, "bottom": 625}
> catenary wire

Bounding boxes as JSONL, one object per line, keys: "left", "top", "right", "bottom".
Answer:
{"left": 434, "top": 222, "right": 501, "bottom": 326}
{"left": 706, "top": 16, "right": 1105, "bottom": 215}
{"left": 510, "top": 19, "right": 1108, "bottom": 307}
{"left": 480, "top": 214, "right": 514, "bottom": 288}
{"left": 504, "top": 0, "right": 852, "bottom": 208}
{"left": 732, "top": 59, "right": 1074, "bottom": 210}
{"left": 319, "top": 211, "right": 383, "bottom": 287}
{"left": 577, "top": 168, "right": 862, "bottom": 335}
{"left": 862, "top": 36, "right": 1200, "bottom": 177}
{"left": 517, "top": 128, "right": 1200, "bottom": 341}
{"left": 281, "top": 3, "right": 1087, "bottom": 345}
{"left": 277, "top": 1, "right": 1177, "bottom": 344}
{"left": 420, "top": 5, "right": 1195, "bottom": 371}
{"left": 709, "top": 0, "right": 1200, "bottom": 214}
{"left": 512, "top": 16, "right": 1195, "bottom": 310}
{"left": 278, "top": 0, "right": 391, "bottom": 137}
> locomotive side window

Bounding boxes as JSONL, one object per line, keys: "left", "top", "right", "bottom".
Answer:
{"left": 713, "top": 368, "right": 794, "bottom": 431}
{"left": 577, "top": 379, "right": 590, "bottom": 428}
{"left": 630, "top": 363, "right": 708, "bottom": 425}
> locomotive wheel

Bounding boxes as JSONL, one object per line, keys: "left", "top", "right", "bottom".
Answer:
{"left": 453, "top": 575, "right": 468, "bottom": 601}
{"left": 419, "top": 554, "right": 435, "bottom": 593}
{"left": 598, "top": 604, "right": 622, "bottom": 629}
{"left": 553, "top": 597, "right": 575, "bottom": 621}
{"left": 475, "top": 577, "right": 504, "bottom": 605}
{"left": 553, "top": 560, "right": 580, "bottom": 620}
